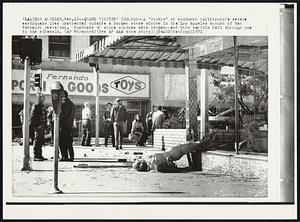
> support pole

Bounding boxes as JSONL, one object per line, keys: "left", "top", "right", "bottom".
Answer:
{"left": 233, "top": 36, "right": 239, "bottom": 154}
{"left": 185, "top": 59, "right": 190, "bottom": 141}
{"left": 52, "top": 113, "right": 62, "bottom": 193}
{"left": 21, "top": 57, "right": 31, "bottom": 171}
{"left": 253, "top": 62, "right": 256, "bottom": 121}
{"left": 94, "top": 65, "right": 100, "bottom": 146}
{"left": 200, "top": 69, "right": 209, "bottom": 139}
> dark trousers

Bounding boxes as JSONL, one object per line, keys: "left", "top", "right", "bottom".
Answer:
{"left": 33, "top": 125, "right": 45, "bottom": 158}
{"left": 50, "top": 121, "right": 54, "bottom": 143}
{"left": 113, "top": 122, "right": 124, "bottom": 147}
{"left": 59, "top": 127, "right": 74, "bottom": 160}
{"left": 81, "top": 119, "right": 91, "bottom": 146}
{"left": 29, "top": 125, "right": 35, "bottom": 144}
{"left": 104, "top": 122, "right": 115, "bottom": 147}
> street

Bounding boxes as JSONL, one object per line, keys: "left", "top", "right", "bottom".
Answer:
{"left": 12, "top": 144, "right": 267, "bottom": 198}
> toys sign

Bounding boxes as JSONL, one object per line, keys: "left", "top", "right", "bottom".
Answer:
{"left": 12, "top": 69, "right": 150, "bottom": 98}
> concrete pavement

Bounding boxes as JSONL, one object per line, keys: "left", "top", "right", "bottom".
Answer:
{"left": 12, "top": 143, "right": 267, "bottom": 198}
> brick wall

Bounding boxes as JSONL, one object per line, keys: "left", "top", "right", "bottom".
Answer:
{"left": 153, "top": 129, "right": 187, "bottom": 151}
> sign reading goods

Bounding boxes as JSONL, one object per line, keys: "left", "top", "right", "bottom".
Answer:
{"left": 12, "top": 70, "right": 149, "bottom": 98}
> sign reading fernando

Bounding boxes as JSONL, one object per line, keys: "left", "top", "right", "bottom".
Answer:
{"left": 12, "top": 70, "right": 150, "bottom": 98}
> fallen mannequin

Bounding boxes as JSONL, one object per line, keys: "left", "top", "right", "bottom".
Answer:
{"left": 133, "top": 130, "right": 218, "bottom": 173}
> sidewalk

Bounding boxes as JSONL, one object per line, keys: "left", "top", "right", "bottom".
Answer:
{"left": 11, "top": 143, "right": 268, "bottom": 198}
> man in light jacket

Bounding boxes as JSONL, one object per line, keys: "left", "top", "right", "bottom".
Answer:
{"left": 81, "top": 102, "right": 93, "bottom": 147}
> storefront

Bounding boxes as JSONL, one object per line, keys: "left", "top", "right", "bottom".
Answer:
{"left": 11, "top": 66, "right": 186, "bottom": 137}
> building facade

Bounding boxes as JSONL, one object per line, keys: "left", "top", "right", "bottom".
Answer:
{"left": 12, "top": 36, "right": 191, "bottom": 137}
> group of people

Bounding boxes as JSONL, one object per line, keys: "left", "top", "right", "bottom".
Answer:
{"left": 130, "top": 105, "right": 166, "bottom": 147}
{"left": 80, "top": 98, "right": 167, "bottom": 149}
{"left": 80, "top": 98, "right": 128, "bottom": 150}
{"left": 29, "top": 86, "right": 75, "bottom": 162}
{"left": 24, "top": 88, "right": 170, "bottom": 161}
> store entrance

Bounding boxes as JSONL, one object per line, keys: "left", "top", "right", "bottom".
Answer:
{"left": 125, "top": 100, "right": 150, "bottom": 136}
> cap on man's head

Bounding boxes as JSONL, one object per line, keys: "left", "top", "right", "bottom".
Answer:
{"left": 84, "top": 102, "right": 90, "bottom": 107}
{"left": 116, "top": 98, "right": 121, "bottom": 102}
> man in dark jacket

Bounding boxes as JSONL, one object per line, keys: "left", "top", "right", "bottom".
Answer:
{"left": 59, "top": 90, "right": 75, "bottom": 161}
{"left": 103, "top": 102, "right": 115, "bottom": 147}
{"left": 110, "top": 98, "right": 127, "bottom": 150}
{"left": 29, "top": 93, "right": 47, "bottom": 161}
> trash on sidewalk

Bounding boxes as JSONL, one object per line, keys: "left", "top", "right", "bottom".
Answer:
{"left": 75, "top": 163, "right": 89, "bottom": 168}
{"left": 73, "top": 163, "right": 132, "bottom": 168}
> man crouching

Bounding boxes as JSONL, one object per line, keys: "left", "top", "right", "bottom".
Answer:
{"left": 133, "top": 130, "right": 218, "bottom": 173}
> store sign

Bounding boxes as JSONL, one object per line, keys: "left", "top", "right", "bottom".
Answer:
{"left": 197, "top": 37, "right": 224, "bottom": 57}
{"left": 12, "top": 69, "right": 149, "bottom": 98}
{"left": 110, "top": 76, "right": 146, "bottom": 95}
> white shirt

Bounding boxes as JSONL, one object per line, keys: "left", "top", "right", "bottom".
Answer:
{"left": 152, "top": 110, "right": 165, "bottom": 129}
{"left": 82, "top": 107, "right": 92, "bottom": 120}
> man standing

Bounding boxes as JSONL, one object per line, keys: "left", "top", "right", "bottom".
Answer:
{"left": 145, "top": 105, "right": 155, "bottom": 145}
{"left": 152, "top": 106, "right": 166, "bottom": 131}
{"left": 59, "top": 90, "right": 75, "bottom": 161}
{"left": 29, "top": 93, "right": 47, "bottom": 161}
{"left": 81, "top": 102, "right": 93, "bottom": 147}
{"left": 110, "top": 98, "right": 127, "bottom": 150}
{"left": 103, "top": 103, "right": 115, "bottom": 147}
{"left": 145, "top": 106, "right": 154, "bottom": 136}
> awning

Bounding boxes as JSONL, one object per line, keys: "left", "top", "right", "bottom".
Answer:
{"left": 196, "top": 43, "right": 268, "bottom": 76}
{"left": 73, "top": 36, "right": 268, "bottom": 75}
{"left": 73, "top": 36, "right": 187, "bottom": 68}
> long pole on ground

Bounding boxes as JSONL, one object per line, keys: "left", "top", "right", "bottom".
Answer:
{"left": 21, "top": 57, "right": 31, "bottom": 171}
{"left": 233, "top": 36, "right": 239, "bottom": 154}
{"left": 185, "top": 57, "right": 190, "bottom": 142}
{"left": 94, "top": 65, "right": 100, "bottom": 146}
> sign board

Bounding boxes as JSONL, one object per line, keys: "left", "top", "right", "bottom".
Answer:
{"left": 220, "top": 66, "right": 234, "bottom": 74}
{"left": 12, "top": 69, "right": 150, "bottom": 98}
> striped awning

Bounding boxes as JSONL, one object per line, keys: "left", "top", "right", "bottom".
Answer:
{"left": 73, "top": 36, "right": 187, "bottom": 68}
{"left": 73, "top": 36, "right": 268, "bottom": 74}
{"left": 73, "top": 35, "right": 124, "bottom": 63}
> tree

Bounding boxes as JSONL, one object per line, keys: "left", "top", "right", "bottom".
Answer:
{"left": 210, "top": 69, "right": 268, "bottom": 116}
